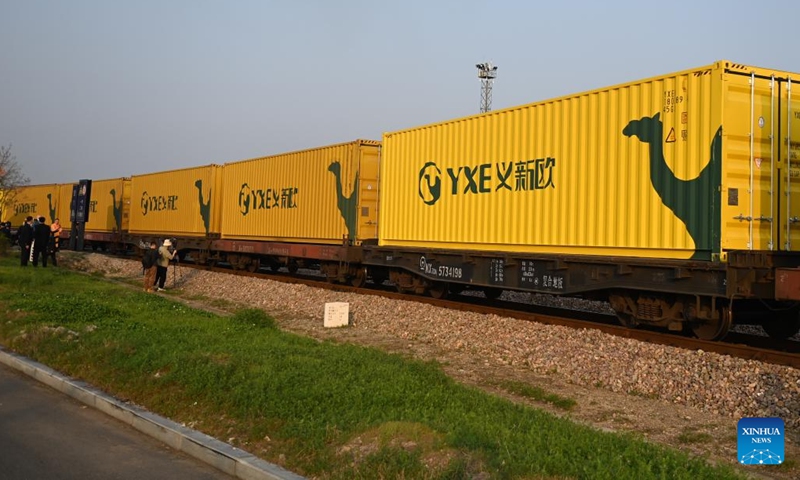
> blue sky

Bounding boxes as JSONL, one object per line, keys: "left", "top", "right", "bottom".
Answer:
{"left": 2, "top": 0, "right": 799, "bottom": 184}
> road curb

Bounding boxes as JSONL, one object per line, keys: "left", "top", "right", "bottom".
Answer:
{"left": 0, "top": 347, "right": 305, "bottom": 480}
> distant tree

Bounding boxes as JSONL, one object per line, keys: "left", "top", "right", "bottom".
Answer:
{"left": 0, "top": 144, "right": 30, "bottom": 222}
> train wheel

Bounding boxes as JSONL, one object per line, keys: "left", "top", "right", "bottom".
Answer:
{"left": 246, "top": 259, "right": 260, "bottom": 273}
{"left": 483, "top": 287, "right": 502, "bottom": 300}
{"left": 609, "top": 293, "right": 639, "bottom": 328}
{"left": 762, "top": 311, "right": 800, "bottom": 339}
{"left": 428, "top": 282, "right": 448, "bottom": 299}
{"left": 616, "top": 312, "right": 640, "bottom": 328}
{"left": 288, "top": 262, "right": 299, "bottom": 274}
{"left": 691, "top": 307, "right": 732, "bottom": 341}
{"left": 350, "top": 268, "right": 367, "bottom": 288}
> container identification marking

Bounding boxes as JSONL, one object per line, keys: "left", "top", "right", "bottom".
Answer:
{"left": 490, "top": 259, "right": 504, "bottom": 284}
{"left": 419, "top": 256, "right": 464, "bottom": 279}
{"left": 665, "top": 128, "right": 676, "bottom": 143}
{"left": 663, "top": 89, "right": 684, "bottom": 113}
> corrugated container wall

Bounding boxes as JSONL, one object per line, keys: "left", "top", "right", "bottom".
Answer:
{"left": 128, "top": 165, "right": 223, "bottom": 237}
{"left": 56, "top": 183, "right": 74, "bottom": 227}
{"left": 220, "top": 140, "right": 380, "bottom": 244}
{"left": 82, "top": 178, "right": 131, "bottom": 233}
{"left": 379, "top": 60, "right": 800, "bottom": 261}
{"left": 1, "top": 184, "right": 62, "bottom": 226}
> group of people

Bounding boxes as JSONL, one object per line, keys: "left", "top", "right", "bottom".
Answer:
{"left": 17, "top": 216, "right": 62, "bottom": 267}
{"left": 14, "top": 215, "right": 175, "bottom": 290}
{"left": 141, "top": 238, "right": 176, "bottom": 292}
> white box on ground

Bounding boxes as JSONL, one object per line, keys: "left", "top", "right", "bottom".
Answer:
{"left": 324, "top": 302, "right": 349, "bottom": 328}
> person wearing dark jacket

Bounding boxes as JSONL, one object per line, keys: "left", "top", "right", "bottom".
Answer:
{"left": 32, "top": 216, "right": 51, "bottom": 267}
{"left": 18, "top": 216, "right": 34, "bottom": 267}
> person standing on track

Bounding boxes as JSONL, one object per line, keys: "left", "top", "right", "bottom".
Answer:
{"left": 154, "top": 239, "right": 176, "bottom": 291}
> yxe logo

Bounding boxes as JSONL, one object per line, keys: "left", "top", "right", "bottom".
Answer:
{"left": 738, "top": 417, "right": 784, "bottom": 465}
{"left": 418, "top": 162, "right": 442, "bottom": 205}
{"left": 141, "top": 192, "right": 179, "bottom": 216}
{"left": 238, "top": 183, "right": 299, "bottom": 216}
{"left": 417, "top": 157, "right": 556, "bottom": 206}
{"left": 13, "top": 203, "right": 37, "bottom": 215}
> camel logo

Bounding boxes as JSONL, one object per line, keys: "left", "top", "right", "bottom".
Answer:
{"left": 110, "top": 188, "right": 123, "bottom": 231}
{"left": 195, "top": 179, "right": 211, "bottom": 234}
{"left": 623, "top": 112, "right": 722, "bottom": 260}
{"left": 46, "top": 193, "right": 56, "bottom": 223}
{"left": 327, "top": 161, "right": 359, "bottom": 241}
{"left": 418, "top": 161, "right": 442, "bottom": 206}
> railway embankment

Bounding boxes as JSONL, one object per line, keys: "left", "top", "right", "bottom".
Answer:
{"left": 3, "top": 251, "right": 798, "bottom": 478}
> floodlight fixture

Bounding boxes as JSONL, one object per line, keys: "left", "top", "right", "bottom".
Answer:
{"left": 476, "top": 62, "right": 498, "bottom": 113}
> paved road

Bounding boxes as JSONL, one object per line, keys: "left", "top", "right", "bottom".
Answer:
{"left": 0, "top": 362, "right": 235, "bottom": 480}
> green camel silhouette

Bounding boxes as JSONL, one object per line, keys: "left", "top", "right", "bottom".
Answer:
{"left": 110, "top": 188, "right": 123, "bottom": 232}
{"left": 623, "top": 113, "right": 721, "bottom": 260}
{"left": 46, "top": 193, "right": 56, "bottom": 223}
{"left": 328, "top": 161, "right": 359, "bottom": 242}
{"left": 195, "top": 179, "right": 211, "bottom": 235}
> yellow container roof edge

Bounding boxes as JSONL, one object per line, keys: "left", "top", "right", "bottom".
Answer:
{"left": 719, "top": 60, "right": 800, "bottom": 79}
{"left": 10, "top": 183, "right": 62, "bottom": 188}
{"left": 383, "top": 59, "right": 800, "bottom": 138}
{"left": 84, "top": 176, "right": 131, "bottom": 182}
{"left": 131, "top": 164, "right": 223, "bottom": 178}
{"left": 227, "top": 139, "right": 381, "bottom": 167}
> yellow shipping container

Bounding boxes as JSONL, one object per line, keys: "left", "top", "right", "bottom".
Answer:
{"left": 81, "top": 178, "right": 131, "bottom": 233}
{"left": 128, "top": 165, "right": 223, "bottom": 237}
{"left": 56, "top": 183, "right": 74, "bottom": 227}
{"left": 379, "top": 60, "right": 800, "bottom": 261}
{"left": 220, "top": 140, "right": 380, "bottom": 244}
{"left": 1, "top": 184, "right": 62, "bottom": 227}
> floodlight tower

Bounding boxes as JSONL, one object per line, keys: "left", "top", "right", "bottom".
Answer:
{"left": 476, "top": 62, "right": 498, "bottom": 113}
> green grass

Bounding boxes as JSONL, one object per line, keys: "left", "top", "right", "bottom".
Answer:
{"left": 677, "top": 427, "right": 714, "bottom": 445}
{"left": 0, "top": 255, "right": 746, "bottom": 479}
{"left": 498, "top": 380, "right": 577, "bottom": 411}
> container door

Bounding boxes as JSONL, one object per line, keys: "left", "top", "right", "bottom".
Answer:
{"left": 356, "top": 143, "right": 380, "bottom": 242}
{"left": 778, "top": 77, "right": 800, "bottom": 251}
{"left": 722, "top": 73, "right": 777, "bottom": 251}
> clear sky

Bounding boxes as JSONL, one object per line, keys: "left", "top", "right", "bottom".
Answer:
{"left": 2, "top": 0, "right": 799, "bottom": 184}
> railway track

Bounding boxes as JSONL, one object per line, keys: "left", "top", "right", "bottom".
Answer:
{"left": 167, "top": 259, "right": 800, "bottom": 370}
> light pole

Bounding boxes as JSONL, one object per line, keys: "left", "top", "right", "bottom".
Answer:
{"left": 476, "top": 62, "right": 498, "bottom": 113}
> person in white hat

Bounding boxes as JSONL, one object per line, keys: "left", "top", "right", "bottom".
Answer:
{"left": 154, "top": 238, "right": 176, "bottom": 291}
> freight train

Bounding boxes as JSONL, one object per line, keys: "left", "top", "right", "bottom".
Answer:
{"left": 4, "top": 60, "right": 800, "bottom": 341}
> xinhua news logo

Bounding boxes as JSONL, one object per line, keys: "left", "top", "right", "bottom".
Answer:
{"left": 738, "top": 417, "right": 784, "bottom": 465}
